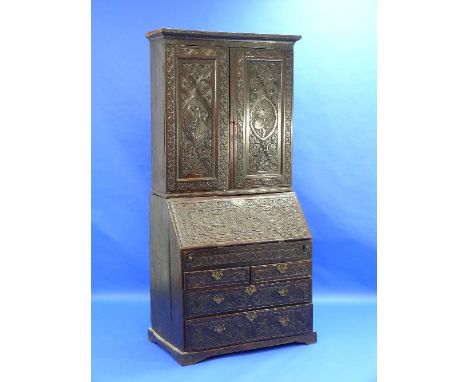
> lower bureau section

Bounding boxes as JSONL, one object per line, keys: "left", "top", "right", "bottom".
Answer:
{"left": 185, "top": 303, "right": 313, "bottom": 351}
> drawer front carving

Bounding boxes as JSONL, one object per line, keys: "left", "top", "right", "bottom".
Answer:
{"left": 184, "top": 266, "right": 250, "bottom": 290}
{"left": 251, "top": 260, "right": 311, "bottom": 283}
{"left": 184, "top": 240, "right": 311, "bottom": 270}
{"left": 185, "top": 279, "right": 311, "bottom": 318}
{"left": 186, "top": 303, "right": 313, "bottom": 351}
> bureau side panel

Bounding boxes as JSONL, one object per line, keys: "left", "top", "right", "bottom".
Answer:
{"left": 150, "top": 195, "right": 172, "bottom": 340}
{"left": 150, "top": 39, "right": 166, "bottom": 194}
{"left": 169, "top": 222, "right": 185, "bottom": 350}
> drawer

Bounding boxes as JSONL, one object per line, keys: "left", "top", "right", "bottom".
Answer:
{"left": 184, "top": 266, "right": 250, "bottom": 290}
{"left": 186, "top": 303, "right": 313, "bottom": 351}
{"left": 251, "top": 260, "right": 311, "bottom": 283}
{"left": 183, "top": 240, "right": 311, "bottom": 270}
{"left": 185, "top": 278, "right": 311, "bottom": 318}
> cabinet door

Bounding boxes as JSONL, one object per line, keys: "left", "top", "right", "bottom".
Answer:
{"left": 165, "top": 45, "right": 229, "bottom": 193}
{"left": 231, "top": 48, "right": 293, "bottom": 189}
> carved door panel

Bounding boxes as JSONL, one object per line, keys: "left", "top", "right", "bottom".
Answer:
{"left": 165, "top": 45, "right": 229, "bottom": 193}
{"left": 231, "top": 48, "right": 293, "bottom": 189}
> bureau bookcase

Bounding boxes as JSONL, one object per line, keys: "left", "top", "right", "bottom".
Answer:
{"left": 146, "top": 28, "right": 317, "bottom": 365}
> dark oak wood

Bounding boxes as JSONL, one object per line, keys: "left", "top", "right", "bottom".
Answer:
{"left": 251, "top": 259, "right": 312, "bottom": 283}
{"left": 185, "top": 278, "right": 311, "bottom": 318}
{"left": 148, "top": 29, "right": 316, "bottom": 365}
{"left": 184, "top": 266, "right": 250, "bottom": 290}
{"left": 148, "top": 327, "right": 317, "bottom": 366}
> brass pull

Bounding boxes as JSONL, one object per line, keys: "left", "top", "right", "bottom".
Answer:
{"left": 186, "top": 254, "right": 193, "bottom": 263}
{"left": 245, "top": 311, "right": 257, "bottom": 322}
{"left": 276, "top": 263, "right": 288, "bottom": 274}
{"left": 212, "top": 295, "right": 224, "bottom": 305}
{"left": 213, "top": 323, "right": 226, "bottom": 334}
{"left": 211, "top": 270, "right": 223, "bottom": 281}
{"left": 278, "top": 287, "right": 288, "bottom": 297}
{"left": 278, "top": 316, "right": 289, "bottom": 327}
{"left": 245, "top": 285, "right": 257, "bottom": 295}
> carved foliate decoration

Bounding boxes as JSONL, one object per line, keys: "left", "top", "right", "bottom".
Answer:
{"left": 169, "top": 193, "right": 310, "bottom": 249}
{"left": 185, "top": 304, "right": 312, "bottom": 351}
{"left": 248, "top": 61, "right": 281, "bottom": 174}
{"left": 166, "top": 45, "right": 229, "bottom": 192}
{"left": 184, "top": 240, "right": 311, "bottom": 270}
{"left": 178, "top": 61, "right": 214, "bottom": 178}
{"left": 184, "top": 267, "right": 250, "bottom": 289}
{"left": 251, "top": 260, "right": 312, "bottom": 282}
{"left": 233, "top": 48, "right": 293, "bottom": 189}
{"left": 185, "top": 279, "right": 311, "bottom": 317}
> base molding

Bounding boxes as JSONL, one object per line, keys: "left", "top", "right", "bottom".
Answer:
{"left": 148, "top": 327, "right": 317, "bottom": 366}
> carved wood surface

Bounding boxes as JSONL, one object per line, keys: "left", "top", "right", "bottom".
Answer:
{"left": 185, "top": 303, "right": 312, "bottom": 351}
{"left": 166, "top": 45, "right": 229, "bottom": 192}
{"left": 184, "top": 239, "right": 311, "bottom": 270}
{"left": 232, "top": 48, "right": 293, "bottom": 189}
{"left": 184, "top": 266, "right": 250, "bottom": 290}
{"left": 169, "top": 192, "right": 310, "bottom": 249}
{"left": 251, "top": 260, "right": 312, "bottom": 283}
{"left": 185, "top": 278, "right": 311, "bottom": 317}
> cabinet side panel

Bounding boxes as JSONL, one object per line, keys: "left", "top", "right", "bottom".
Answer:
{"left": 150, "top": 39, "right": 166, "bottom": 194}
{"left": 150, "top": 195, "right": 172, "bottom": 340}
{"left": 169, "top": 223, "right": 185, "bottom": 350}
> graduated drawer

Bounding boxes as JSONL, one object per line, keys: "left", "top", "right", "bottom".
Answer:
{"left": 184, "top": 266, "right": 250, "bottom": 290}
{"left": 185, "top": 278, "right": 311, "bottom": 318}
{"left": 183, "top": 240, "right": 311, "bottom": 270}
{"left": 186, "top": 303, "right": 313, "bottom": 351}
{"left": 251, "top": 260, "right": 311, "bottom": 283}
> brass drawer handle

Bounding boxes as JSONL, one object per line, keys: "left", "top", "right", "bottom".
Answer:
{"left": 213, "top": 323, "right": 226, "bottom": 334}
{"left": 186, "top": 254, "right": 193, "bottom": 263}
{"left": 277, "top": 263, "right": 288, "bottom": 274}
{"left": 245, "top": 285, "right": 257, "bottom": 295}
{"left": 278, "top": 316, "right": 290, "bottom": 327}
{"left": 278, "top": 287, "right": 288, "bottom": 297}
{"left": 245, "top": 311, "right": 257, "bottom": 322}
{"left": 212, "top": 295, "right": 224, "bottom": 305}
{"left": 211, "top": 270, "right": 223, "bottom": 281}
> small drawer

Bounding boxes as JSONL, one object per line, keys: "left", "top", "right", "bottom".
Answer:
{"left": 186, "top": 303, "right": 313, "bottom": 351}
{"left": 184, "top": 266, "right": 250, "bottom": 290}
{"left": 251, "top": 260, "right": 311, "bottom": 283}
{"left": 185, "top": 278, "right": 311, "bottom": 318}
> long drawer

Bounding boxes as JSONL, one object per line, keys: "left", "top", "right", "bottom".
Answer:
{"left": 185, "top": 303, "right": 313, "bottom": 351}
{"left": 185, "top": 278, "right": 311, "bottom": 318}
{"left": 183, "top": 240, "right": 311, "bottom": 270}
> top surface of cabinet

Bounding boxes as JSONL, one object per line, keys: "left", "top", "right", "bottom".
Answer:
{"left": 146, "top": 28, "right": 301, "bottom": 43}
{"left": 149, "top": 29, "right": 301, "bottom": 197}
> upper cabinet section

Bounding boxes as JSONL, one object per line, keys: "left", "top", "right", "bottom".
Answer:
{"left": 147, "top": 29, "right": 301, "bottom": 197}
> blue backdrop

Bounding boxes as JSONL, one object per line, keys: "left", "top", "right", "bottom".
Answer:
{"left": 92, "top": 0, "right": 376, "bottom": 297}
{"left": 92, "top": 1, "right": 376, "bottom": 380}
